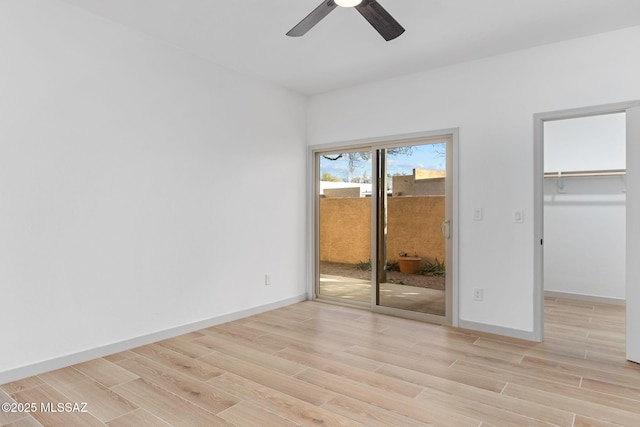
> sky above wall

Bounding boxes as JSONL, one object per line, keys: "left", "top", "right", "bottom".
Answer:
{"left": 320, "top": 143, "right": 446, "bottom": 183}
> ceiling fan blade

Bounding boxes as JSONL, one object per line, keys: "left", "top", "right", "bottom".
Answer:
{"left": 286, "top": 0, "right": 338, "bottom": 37}
{"left": 355, "top": 0, "right": 405, "bottom": 41}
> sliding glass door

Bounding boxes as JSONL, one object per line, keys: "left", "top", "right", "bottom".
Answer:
{"left": 375, "top": 140, "right": 450, "bottom": 319}
{"left": 317, "top": 149, "right": 373, "bottom": 305}
{"left": 315, "top": 134, "right": 453, "bottom": 323}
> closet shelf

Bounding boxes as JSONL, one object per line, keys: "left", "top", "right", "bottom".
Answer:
{"left": 544, "top": 169, "right": 626, "bottom": 193}
{"left": 544, "top": 169, "right": 626, "bottom": 179}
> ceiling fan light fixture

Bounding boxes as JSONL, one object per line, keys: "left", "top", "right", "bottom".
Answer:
{"left": 334, "top": 0, "right": 362, "bottom": 7}
{"left": 286, "top": 0, "right": 404, "bottom": 41}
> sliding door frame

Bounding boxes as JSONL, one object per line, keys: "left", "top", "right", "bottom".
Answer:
{"left": 310, "top": 129, "right": 459, "bottom": 327}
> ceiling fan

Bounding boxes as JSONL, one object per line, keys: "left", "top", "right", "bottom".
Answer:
{"left": 286, "top": 0, "right": 405, "bottom": 42}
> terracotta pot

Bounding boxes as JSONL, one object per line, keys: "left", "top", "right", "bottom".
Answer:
{"left": 398, "top": 257, "right": 421, "bottom": 274}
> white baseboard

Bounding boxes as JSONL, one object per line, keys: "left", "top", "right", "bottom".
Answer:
{"left": 0, "top": 293, "right": 308, "bottom": 385}
{"left": 458, "top": 319, "right": 539, "bottom": 342}
{"left": 544, "top": 290, "right": 626, "bottom": 306}
{"left": 458, "top": 291, "right": 626, "bottom": 343}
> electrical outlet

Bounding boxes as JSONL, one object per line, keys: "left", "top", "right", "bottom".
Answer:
{"left": 473, "top": 207, "right": 483, "bottom": 221}
{"left": 265, "top": 274, "right": 271, "bottom": 286}
{"left": 514, "top": 209, "right": 524, "bottom": 223}
{"left": 473, "top": 288, "right": 483, "bottom": 301}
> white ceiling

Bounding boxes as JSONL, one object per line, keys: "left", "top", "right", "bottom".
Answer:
{"left": 60, "top": 0, "right": 640, "bottom": 95}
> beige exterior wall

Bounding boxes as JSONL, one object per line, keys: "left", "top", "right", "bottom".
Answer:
{"left": 324, "top": 187, "right": 361, "bottom": 198}
{"left": 319, "top": 196, "right": 445, "bottom": 265}
{"left": 392, "top": 169, "right": 446, "bottom": 196}
{"left": 415, "top": 169, "right": 446, "bottom": 180}
{"left": 386, "top": 196, "right": 445, "bottom": 263}
{"left": 319, "top": 197, "right": 372, "bottom": 264}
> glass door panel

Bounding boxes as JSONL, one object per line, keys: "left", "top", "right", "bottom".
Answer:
{"left": 314, "top": 134, "right": 453, "bottom": 324}
{"left": 376, "top": 141, "right": 449, "bottom": 317}
{"left": 317, "top": 150, "right": 372, "bottom": 304}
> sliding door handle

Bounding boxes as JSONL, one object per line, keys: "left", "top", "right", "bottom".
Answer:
{"left": 440, "top": 220, "right": 451, "bottom": 239}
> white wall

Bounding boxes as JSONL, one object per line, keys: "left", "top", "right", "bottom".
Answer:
{"left": 544, "top": 113, "right": 626, "bottom": 172}
{"left": 0, "top": 0, "right": 307, "bottom": 379}
{"left": 543, "top": 114, "right": 626, "bottom": 300}
{"left": 543, "top": 177, "right": 626, "bottom": 299}
{"left": 308, "top": 26, "right": 640, "bottom": 334}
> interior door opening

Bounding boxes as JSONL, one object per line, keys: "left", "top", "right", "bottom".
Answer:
{"left": 543, "top": 113, "right": 626, "bottom": 303}
{"left": 534, "top": 101, "right": 640, "bottom": 354}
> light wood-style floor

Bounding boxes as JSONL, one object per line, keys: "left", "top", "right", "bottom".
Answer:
{"left": 1, "top": 297, "right": 638, "bottom": 426}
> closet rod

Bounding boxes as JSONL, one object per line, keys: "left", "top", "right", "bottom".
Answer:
{"left": 544, "top": 169, "right": 626, "bottom": 179}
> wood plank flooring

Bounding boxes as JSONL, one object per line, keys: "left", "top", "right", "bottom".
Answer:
{"left": 2, "top": 297, "right": 639, "bottom": 426}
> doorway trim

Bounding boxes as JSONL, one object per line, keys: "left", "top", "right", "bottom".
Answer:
{"left": 533, "top": 100, "right": 640, "bottom": 342}
{"left": 309, "top": 128, "right": 459, "bottom": 327}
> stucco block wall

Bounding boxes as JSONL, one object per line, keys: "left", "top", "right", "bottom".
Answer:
{"left": 387, "top": 196, "right": 446, "bottom": 263}
{"left": 320, "top": 197, "right": 372, "bottom": 263}
{"left": 320, "top": 196, "right": 445, "bottom": 265}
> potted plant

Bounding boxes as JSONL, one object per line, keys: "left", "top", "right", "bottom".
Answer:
{"left": 398, "top": 252, "right": 421, "bottom": 274}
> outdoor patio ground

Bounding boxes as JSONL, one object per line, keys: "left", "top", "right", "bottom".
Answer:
{"left": 319, "top": 274, "right": 445, "bottom": 316}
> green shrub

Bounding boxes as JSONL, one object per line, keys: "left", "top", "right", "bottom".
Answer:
{"left": 354, "top": 260, "right": 372, "bottom": 271}
{"left": 385, "top": 261, "right": 400, "bottom": 272}
{"left": 419, "top": 258, "right": 446, "bottom": 277}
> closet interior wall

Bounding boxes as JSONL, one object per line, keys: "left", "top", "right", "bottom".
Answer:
{"left": 543, "top": 113, "right": 626, "bottom": 302}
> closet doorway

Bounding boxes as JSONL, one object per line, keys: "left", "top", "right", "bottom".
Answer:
{"left": 533, "top": 101, "right": 640, "bottom": 363}
{"left": 543, "top": 113, "right": 626, "bottom": 303}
